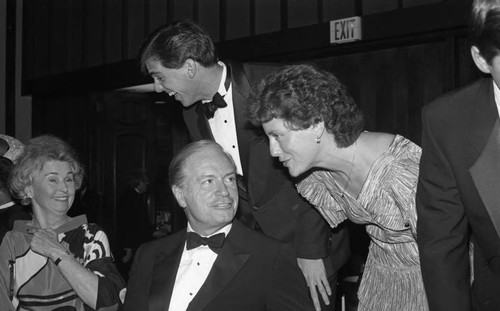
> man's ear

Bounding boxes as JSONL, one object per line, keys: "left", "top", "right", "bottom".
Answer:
{"left": 172, "top": 185, "right": 187, "bottom": 208}
{"left": 471, "top": 46, "right": 491, "bottom": 74}
{"left": 184, "top": 59, "right": 197, "bottom": 79}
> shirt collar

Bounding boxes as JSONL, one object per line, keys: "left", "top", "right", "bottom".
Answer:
{"left": 493, "top": 79, "right": 500, "bottom": 117}
{"left": 187, "top": 221, "right": 232, "bottom": 238}
{"left": 201, "top": 61, "right": 228, "bottom": 104}
{"left": 217, "top": 61, "right": 229, "bottom": 97}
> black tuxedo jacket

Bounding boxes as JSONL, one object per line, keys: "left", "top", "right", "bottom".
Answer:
{"left": 417, "top": 78, "right": 500, "bottom": 311}
{"left": 123, "top": 220, "right": 314, "bottom": 311}
{"left": 182, "top": 61, "right": 349, "bottom": 272}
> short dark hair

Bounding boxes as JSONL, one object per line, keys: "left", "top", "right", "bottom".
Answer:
{"left": 138, "top": 19, "right": 218, "bottom": 74}
{"left": 470, "top": 0, "right": 500, "bottom": 63}
{"left": 248, "top": 64, "right": 364, "bottom": 148}
{"left": 126, "top": 170, "right": 149, "bottom": 188}
{"left": 168, "top": 140, "right": 234, "bottom": 188}
{"left": 9, "top": 135, "right": 84, "bottom": 203}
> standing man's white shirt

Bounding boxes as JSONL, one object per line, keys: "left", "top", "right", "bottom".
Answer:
{"left": 168, "top": 223, "right": 232, "bottom": 311}
{"left": 207, "top": 62, "right": 244, "bottom": 176}
{"left": 493, "top": 79, "right": 500, "bottom": 117}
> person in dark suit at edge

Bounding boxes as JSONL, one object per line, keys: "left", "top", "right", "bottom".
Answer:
{"left": 137, "top": 19, "right": 350, "bottom": 310}
{"left": 417, "top": 1, "right": 500, "bottom": 310}
{"left": 0, "top": 135, "right": 30, "bottom": 242}
{"left": 124, "top": 140, "right": 314, "bottom": 311}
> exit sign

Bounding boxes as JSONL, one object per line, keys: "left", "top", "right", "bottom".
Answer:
{"left": 330, "top": 16, "right": 362, "bottom": 44}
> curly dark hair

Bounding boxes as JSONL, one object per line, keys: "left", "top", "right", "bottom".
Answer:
{"left": 248, "top": 64, "right": 364, "bottom": 148}
{"left": 138, "top": 19, "right": 218, "bottom": 74}
{"left": 470, "top": 0, "right": 500, "bottom": 63}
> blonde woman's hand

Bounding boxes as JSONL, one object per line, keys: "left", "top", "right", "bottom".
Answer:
{"left": 28, "top": 228, "right": 68, "bottom": 261}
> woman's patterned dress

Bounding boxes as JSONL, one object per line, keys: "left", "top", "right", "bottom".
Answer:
{"left": 0, "top": 215, "right": 125, "bottom": 310}
{"left": 297, "top": 135, "right": 428, "bottom": 311}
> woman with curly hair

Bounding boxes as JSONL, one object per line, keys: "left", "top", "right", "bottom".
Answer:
{"left": 249, "top": 64, "right": 427, "bottom": 311}
{"left": 0, "top": 135, "right": 125, "bottom": 310}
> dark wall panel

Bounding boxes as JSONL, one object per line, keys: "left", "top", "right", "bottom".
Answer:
{"left": 255, "top": 0, "right": 281, "bottom": 35}
{"left": 22, "top": 0, "right": 472, "bottom": 82}
{"left": 32, "top": 1, "right": 50, "bottom": 78}
{"left": 313, "top": 40, "right": 452, "bottom": 143}
{"left": 363, "top": 0, "right": 398, "bottom": 14}
{"left": 84, "top": 0, "right": 104, "bottom": 67}
{"left": 173, "top": 0, "right": 194, "bottom": 21}
{"left": 125, "top": 0, "right": 146, "bottom": 59}
{"left": 149, "top": 0, "right": 169, "bottom": 33}
{"left": 22, "top": 0, "right": 35, "bottom": 80}
{"left": 67, "top": 0, "right": 84, "bottom": 72}
{"left": 322, "top": 0, "right": 357, "bottom": 21}
{"left": 105, "top": 0, "right": 123, "bottom": 63}
{"left": 49, "top": 1, "right": 67, "bottom": 75}
{"left": 198, "top": 0, "right": 221, "bottom": 42}
{"left": 403, "top": 0, "right": 443, "bottom": 7}
{"left": 226, "top": 0, "right": 251, "bottom": 40}
{"left": 288, "top": 0, "right": 318, "bottom": 29}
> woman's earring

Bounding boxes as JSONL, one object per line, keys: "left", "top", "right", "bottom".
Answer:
{"left": 315, "top": 137, "right": 321, "bottom": 144}
{"left": 21, "top": 193, "right": 32, "bottom": 206}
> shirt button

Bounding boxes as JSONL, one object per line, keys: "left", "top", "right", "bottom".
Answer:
{"left": 404, "top": 222, "right": 410, "bottom": 228}
{"left": 232, "top": 145, "right": 235, "bottom": 148}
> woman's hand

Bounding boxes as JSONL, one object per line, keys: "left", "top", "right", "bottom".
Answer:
{"left": 28, "top": 228, "right": 68, "bottom": 261}
{"left": 297, "top": 258, "right": 331, "bottom": 311}
{"left": 28, "top": 227, "right": 99, "bottom": 309}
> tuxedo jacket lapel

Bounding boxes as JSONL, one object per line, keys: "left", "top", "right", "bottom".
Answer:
{"left": 149, "top": 234, "right": 186, "bottom": 311}
{"left": 470, "top": 119, "right": 500, "bottom": 239}
{"left": 229, "top": 61, "right": 252, "bottom": 177}
{"left": 187, "top": 224, "right": 250, "bottom": 311}
{"left": 466, "top": 79, "right": 500, "bottom": 239}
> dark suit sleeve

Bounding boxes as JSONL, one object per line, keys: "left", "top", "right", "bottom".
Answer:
{"left": 292, "top": 192, "right": 331, "bottom": 259}
{"left": 267, "top": 244, "right": 315, "bottom": 311}
{"left": 123, "top": 244, "right": 151, "bottom": 311}
{"left": 416, "top": 107, "right": 470, "bottom": 311}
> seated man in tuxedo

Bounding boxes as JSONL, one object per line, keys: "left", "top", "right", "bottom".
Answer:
{"left": 124, "top": 140, "right": 313, "bottom": 311}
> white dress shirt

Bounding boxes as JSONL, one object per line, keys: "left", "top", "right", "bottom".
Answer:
{"left": 206, "top": 62, "right": 244, "bottom": 176}
{"left": 493, "top": 79, "right": 500, "bottom": 117}
{"left": 168, "top": 223, "right": 232, "bottom": 311}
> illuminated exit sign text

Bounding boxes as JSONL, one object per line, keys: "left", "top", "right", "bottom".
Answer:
{"left": 330, "top": 16, "right": 362, "bottom": 44}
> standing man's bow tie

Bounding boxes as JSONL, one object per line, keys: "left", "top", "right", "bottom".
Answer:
{"left": 186, "top": 232, "right": 226, "bottom": 253}
{"left": 202, "top": 93, "right": 227, "bottom": 119}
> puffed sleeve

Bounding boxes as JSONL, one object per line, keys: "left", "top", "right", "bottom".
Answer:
{"left": 296, "top": 171, "right": 347, "bottom": 228}
{"left": 83, "top": 226, "right": 126, "bottom": 309}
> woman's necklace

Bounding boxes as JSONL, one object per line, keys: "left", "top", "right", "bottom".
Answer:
{"left": 341, "top": 140, "right": 357, "bottom": 198}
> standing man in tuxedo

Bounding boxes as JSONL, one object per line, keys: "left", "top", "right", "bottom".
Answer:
{"left": 138, "top": 19, "right": 349, "bottom": 311}
{"left": 417, "top": 1, "right": 500, "bottom": 310}
{"left": 124, "top": 140, "right": 313, "bottom": 311}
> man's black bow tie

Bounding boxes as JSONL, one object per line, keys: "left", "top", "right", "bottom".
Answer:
{"left": 186, "top": 232, "right": 226, "bottom": 253}
{"left": 201, "top": 92, "right": 227, "bottom": 119}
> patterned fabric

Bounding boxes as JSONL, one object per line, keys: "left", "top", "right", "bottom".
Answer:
{"left": 0, "top": 215, "right": 125, "bottom": 311}
{"left": 297, "top": 135, "right": 428, "bottom": 311}
{"left": 0, "top": 134, "right": 24, "bottom": 163}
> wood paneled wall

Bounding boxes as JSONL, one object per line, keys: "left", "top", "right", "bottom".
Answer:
{"left": 22, "top": 0, "right": 454, "bottom": 82}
